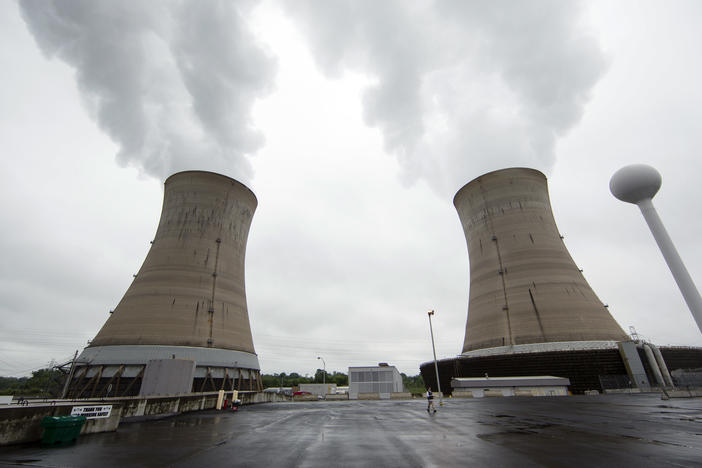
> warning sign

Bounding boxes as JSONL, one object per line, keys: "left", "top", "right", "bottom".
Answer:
{"left": 71, "top": 405, "right": 112, "bottom": 419}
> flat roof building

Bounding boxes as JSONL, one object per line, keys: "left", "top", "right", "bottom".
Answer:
{"left": 451, "top": 376, "right": 570, "bottom": 398}
{"left": 348, "top": 364, "right": 403, "bottom": 400}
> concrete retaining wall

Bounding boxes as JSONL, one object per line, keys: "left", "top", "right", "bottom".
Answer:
{"left": 0, "top": 391, "right": 290, "bottom": 446}
{"left": 243, "top": 392, "right": 291, "bottom": 404}
{"left": 293, "top": 394, "right": 318, "bottom": 402}
{"left": 664, "top": 388, "right": 702, "bottom": 398}
{"left": 453, "top": 386, "right": 568, "bottom": 398}
{"left": 0, "top": 402, "right": 122, "bottom": 446}
{"left": 357, "top": 392, "right": 412, "bottom": 400}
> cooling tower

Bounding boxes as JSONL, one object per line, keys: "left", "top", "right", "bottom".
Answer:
{"left": 420, "top": 167, "right": 702, "bottom": 395}
{"left": 454, "top": 168, "right": 628, "bottom": 352}
{"left": 66, "top": 171, "right": 261, "bottom": 397}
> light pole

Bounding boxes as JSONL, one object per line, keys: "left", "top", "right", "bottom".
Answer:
{"left": 317, "top": 356, "right": 326, "bottom": 385}
{"left": 427, "top": 310, "right": 443, "bottom": 406}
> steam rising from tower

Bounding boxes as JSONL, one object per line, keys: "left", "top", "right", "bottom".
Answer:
{"left": 454, "top": 168, "right": 627, "bottom": 352}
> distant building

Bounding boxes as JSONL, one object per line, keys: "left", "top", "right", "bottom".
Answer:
{"left": 263, "top": 387, "right": 292, "bottom": 396}
{"left": 348, "top": 364, "right": 403, "bottom": 400}
{"left": 451, "top": 376, "right": 570, "bottom": 398}
{"left": 298, "top": 383, "right": 337, "bottom": 396}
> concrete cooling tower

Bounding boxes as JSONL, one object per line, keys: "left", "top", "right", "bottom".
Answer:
{"left": 420, "top": 168, "right": 702, "bottom": 394}
{"left": 454, "top": 167, "right": 628, "bottom": 351}
{"left": 65, "top": 171, "right": 261, "bottom": 398}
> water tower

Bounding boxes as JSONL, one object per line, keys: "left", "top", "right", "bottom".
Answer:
{"left": 610, "top": 164, "right": 702, "bottom": 333}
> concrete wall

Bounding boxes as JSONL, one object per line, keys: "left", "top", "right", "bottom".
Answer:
{"left": 0, "top": 403, "right": 121, "bottom": 446}
{"left": 292, "top": 394, "right": 318, "bottom": 402}
{"left": 356, "top": 392, "right": 412, "bottom": 400}
{"left": 0, "top": 391, "right": 290, "bottom": 446}
{"left": 116, "top": 391, "right": 290, "bottom": 419}
{"left": 452, "top": 386, "right": 568, "bottom": 398}
{"left": 299, "top": 383, "right": 337, "bottom": 396}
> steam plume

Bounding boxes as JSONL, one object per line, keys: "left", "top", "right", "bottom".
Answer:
{"left": 284, "top": 0, "right": 607, "bottom": 195}
{"left": 20, "top": 0, "right": 275, "bottom": 182}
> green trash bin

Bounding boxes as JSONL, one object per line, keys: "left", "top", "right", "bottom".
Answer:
{"left": 40, "top": 415, "right": 87, "bottom": 445}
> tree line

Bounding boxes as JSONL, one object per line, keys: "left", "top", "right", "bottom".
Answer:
{"left": 0, "top": 368, "right": 65, "bottom": 398}
{"left": 261, "top": 369, "right": 426, "bottom": 394}
{"left": 1, "top": 368, "right": 426, "bottom": 398}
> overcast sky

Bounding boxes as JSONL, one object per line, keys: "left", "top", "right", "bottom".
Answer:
{"left": 2, "top": 0, "right": 701, "bottom": 378}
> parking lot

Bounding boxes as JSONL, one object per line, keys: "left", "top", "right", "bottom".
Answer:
{"left": 0, "top": 394, "right": 700, "bottom": 467}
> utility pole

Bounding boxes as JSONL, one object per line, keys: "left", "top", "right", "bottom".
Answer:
{"left": 60, "top": 350, "right": 78, "bottom": 399}
{"left": 317, "top": 356, "right": 326, "bottom": 384}
{"left": 428, "top": 310, "right": 443, "bottom": 406}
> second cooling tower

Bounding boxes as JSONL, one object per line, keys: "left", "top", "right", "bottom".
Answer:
{"left": 65, "top": 171, "right": 261, "bottom": 397}
{"left": 454, "top": 168, "right": 628, "bottom": 351}
{"left": 421, "top": 167, "right": 702, "bottom": 394}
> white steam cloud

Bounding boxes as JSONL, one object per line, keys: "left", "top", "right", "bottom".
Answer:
{"left": 284, "top": 0, "right": 607, "bottom": 195}
{"left": 19, "top": 0, "right": 606, "bottom": 193}
{"left": 20, "top": 0, "right": 275, "bottom": 182}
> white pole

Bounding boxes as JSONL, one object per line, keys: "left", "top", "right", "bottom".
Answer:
{"left": 637, "top": 198, "right": 702, "bottom": 333}
{"left": 428, "top": 310, "right": 443, "bottom": 406}
{"left": 317, "top": 356, "right": 326, "bottom": 385}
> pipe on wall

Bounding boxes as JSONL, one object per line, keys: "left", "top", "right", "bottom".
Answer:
{"left": 648, "top": 343, "right": 674, "bottom": 387}
{"left": 641, "top": 343, "right": 665, "bottom": 388}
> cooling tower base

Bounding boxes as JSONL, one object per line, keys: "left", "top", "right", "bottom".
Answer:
{"left": 420, "top": 344, "right": 702, "bottom": 395}
{"left": 64, "top": 345, "right": 261, "bottom": 399}
{"left": 461, "top": 341, "right": 621, "bottom": 358}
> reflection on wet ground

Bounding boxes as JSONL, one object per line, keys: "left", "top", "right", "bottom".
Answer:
{"left": 0, "top": 394, "right": 701, "bottom": 467}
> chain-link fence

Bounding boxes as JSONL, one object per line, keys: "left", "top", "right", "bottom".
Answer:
{"left": 598, "top": 374, "right": 633, "bottom": 390}
{"left": 671, "top": 369, "right": 702, "bottom": 388}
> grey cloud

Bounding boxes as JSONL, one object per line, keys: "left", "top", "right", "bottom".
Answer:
{"left": 172, "top": 1, "right": 275, "bottom": 155}
{"left": 285, "top": 0, "right": 432, "bottom": 165}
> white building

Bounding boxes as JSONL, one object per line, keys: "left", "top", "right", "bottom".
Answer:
{"left": 348, "top": 364, "right": 404, "bottom": 400}
{"left": 451, "top": 376, "right": 571, "bottom": 398}
{"left": 298, "top": 383, "right": 337, "bottom": 396}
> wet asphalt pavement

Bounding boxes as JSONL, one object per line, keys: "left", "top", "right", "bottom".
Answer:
{"left": 0, "top": 394, "right": 700, "bottom": 467}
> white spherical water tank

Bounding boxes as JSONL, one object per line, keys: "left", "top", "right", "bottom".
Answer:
{"left": 610, "top": 164, "right": 702, "bottom": 334}
{"left": 609, "top": 164, "right": 661, "bottom": 204}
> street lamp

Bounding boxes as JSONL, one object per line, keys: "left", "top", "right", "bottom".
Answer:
{"left": 427, "top": 310, "right": 443, "bottom": 406}
{"left": 317, "top": 356, "right": 326, "bottom": 384}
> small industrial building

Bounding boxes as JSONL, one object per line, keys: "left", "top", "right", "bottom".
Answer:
{"left": 348, "top": 364, "right": 404, "bottom": 399}
{"left": 298, "top": 383, "right": 337, "bottom": 396}
{"left": 452, "top": 376, "right": 570, "bottom": 398}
